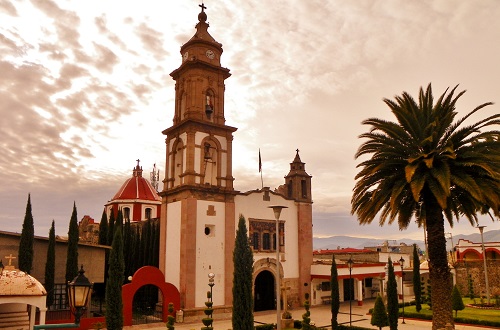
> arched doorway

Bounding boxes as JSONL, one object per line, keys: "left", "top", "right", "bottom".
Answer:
{"left": 254, "top": 270, "right": 275, "bottom": 311}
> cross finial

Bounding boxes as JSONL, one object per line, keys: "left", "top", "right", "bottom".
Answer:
{"left": 296, "top": 148, "right": 300, "bottom": 154}
{"left": 199, "top": 2, "right": 207, "bottom": 12}
{"left": 136, "top": 159, "right": 140, "bottom": 167}
{"left": 4, "top": 254, "right": 16, "bottom": 266}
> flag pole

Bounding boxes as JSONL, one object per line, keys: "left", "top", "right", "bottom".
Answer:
{"left": 259, "top": 149, "right": 263, "bottom": 189}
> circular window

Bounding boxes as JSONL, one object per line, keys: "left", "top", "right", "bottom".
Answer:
{"left": 205, "top": 226, "right": 211, "bottom": 235}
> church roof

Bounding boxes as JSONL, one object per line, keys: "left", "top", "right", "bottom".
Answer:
{"left": 0, "top": 270, "right": 46, "bottom": 296}
{"left": 183, "top": 4, "right": 222, "bottom": 49}
{"left": 111, "top": 162, "right": 160, "bottom": 202}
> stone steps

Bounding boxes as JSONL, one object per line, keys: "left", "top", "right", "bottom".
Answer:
{"left": 0, "top": 311, "right": 30, "bottom": 329}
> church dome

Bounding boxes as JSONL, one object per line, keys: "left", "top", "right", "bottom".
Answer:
{"left": 111, "top": 162, "right": 160, "bottom": 202}
{"left": 0, "top": 270, "right": 46, "bottom": 296}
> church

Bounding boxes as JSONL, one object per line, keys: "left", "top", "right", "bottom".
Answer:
{"left": 157, "top": 4, "right": 313, "bottom": 315}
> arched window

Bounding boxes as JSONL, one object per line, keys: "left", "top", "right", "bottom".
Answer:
{"left": 205, "top": 89, "right": 215, "bottom": 120}
{"left": 201, "top": 139, "right": 218, "bottom": 185}
{"left": 145, "top": 208, "right": 152, "bottom": 220}
{"left": 172, "top": 139, "right": 184, "bottom": 187}
{"left": 123, "top": 207, "right": 130, "bottom": 220}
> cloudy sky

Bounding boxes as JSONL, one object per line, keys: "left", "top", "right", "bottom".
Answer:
{"left": 1, "top": 0, "right": 499, "bottom": 241}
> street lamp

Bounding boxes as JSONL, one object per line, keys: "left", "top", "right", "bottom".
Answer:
{"left": 347, "top": 257, "right": 354, "bottom": 327}
{"left": 208, "top": 272, "right": 215, "bottom": 303}
{"left": 67, "top": 265, "right": 93, "bottom": 324}
{"left": 34, "top": 265, "right": 92, "bottom": 329}
{"left": 477, "top": 226, "right": 490, "bottom": 303}
{"left": 399, "top": 256, "right": 405, "bottom": 324}
{"left": 269, "top": 205, "right": 287, "bottom": 330}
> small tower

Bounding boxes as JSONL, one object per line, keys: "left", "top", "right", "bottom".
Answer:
{"left": 284, "top": 149, "right": 312, "bottom": 203}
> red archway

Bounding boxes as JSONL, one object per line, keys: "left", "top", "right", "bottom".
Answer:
{"left": 122, "top": 266, "right": 180, "bottom": 326}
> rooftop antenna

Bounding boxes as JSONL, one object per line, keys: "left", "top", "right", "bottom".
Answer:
{"left": 150, "top": 163, "right": 160, "bottom": 192}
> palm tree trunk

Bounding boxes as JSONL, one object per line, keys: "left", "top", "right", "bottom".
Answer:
{"left": 424, "top": 190, "right": 454, "bottom": 330}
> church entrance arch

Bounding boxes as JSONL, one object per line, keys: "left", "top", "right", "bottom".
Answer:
{"left": 122, "top": 266, "right": 180, "bottom": 326}
{"left": 254, "top": 270, "right": 275, "bottom": 311}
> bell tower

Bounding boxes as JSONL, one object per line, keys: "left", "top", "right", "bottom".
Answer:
{"left": 284, "top": 149, "right": 312, "bottom": 203}
{"left": 159, "top": 4, "right": 237, "bottom": 310}
{"left": 162, "top": 3, "right": 236, "bottom": 195}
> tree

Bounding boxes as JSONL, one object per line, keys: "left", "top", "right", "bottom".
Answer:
{"left": 352, "top": 84, "right": 500, "bottom": 329}
{"left": 65, "top": 202, "right": 79, "bottom": 283}
{"left": 386, "top": 258, "right": 398, "bottom": 330}
{"left": 105, "top": 225, "right": 124, "bottom": 330}
{"left": 107, "top": 209, "right": 115, "bottom": 246}
{"left": 412, "top": 244, "right": 422, "bottom": 312}
{"left": 123, "top": 217, "right": 132, "bottom": 280}
{"left": 452, "top": 285, "right": 465, "bottom": 317}
{"left": 44, "top": 221, "right": 56, "bottom": 308}
{"left": 301, "top": 293, "right": 312, "bottom": 330}
{"left": 232, "top": 214, "right": 254, "bottom": 330}
{"left": 18, "top": 194, "right": 34, "bottom": 273}
{"left": 330, "top": 256, "right": 340, "bottom": 330}
{"left": 371, "top": 295, "right": 389, "bottom": 330}
{"left": 98, "top": 210, "right": 108, "bottom": 246}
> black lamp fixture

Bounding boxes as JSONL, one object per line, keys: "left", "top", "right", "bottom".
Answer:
{"left": 0, "top": 260, "right": 4, "bottom": 274}
{"left": 399, "top": 256, "right": 405, "bottom": 324}
{"left": 208, "top": 272, "right": 215, "bottom": 302}
{"left": 347, "top": 257, "right": 354, "bottom": 327}
{"left": 67, "top": 265, "right": 93, "bottom": 324}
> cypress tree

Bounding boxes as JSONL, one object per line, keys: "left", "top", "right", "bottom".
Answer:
{"left": 371, "top": 295, "right": 389, "bottom": 330}
{"left": 330, "top": 255, "right": 340, "bottom": 330}
{"left": 115, "top": 209, "right": 124, "bottom": 232}
{"left": 232, "top": 214, "right": 254, "bottom": 330}
{"left": 123, "top": 218, "right": 132, "bottom": 279}
{"left": 98, "top": 210, "right": 108, "bottom": 246}
{"left": 65, "top": 202, "right": 79, "bottom": 283}
{"left": 386, "top": 258, "right": 398, "bottom": 330}
{"left": 18, "top": 194, "right": 34, "bottom": 273}
{"left": 105, "top": 225, "right": 124, "bottom": 330}
{"left": 152, "top": 220, "right": 160, "bottom": 267}
{"left": 44, "top": 220, "right": 56, "bottom": 308}
{"left": 141, "top": 220, "right": 150, "bottom": 266}
{"left": 107, "top": 209, "right": 115, "bottom": 246}
{"left": 132, "top": 226, "right": 141, "bottom": 272}
{"left": 412, "top": 244, "right": 422, "bottom": 312}
{"left": 451, "top": 285, "right": 465, "bottom": 317}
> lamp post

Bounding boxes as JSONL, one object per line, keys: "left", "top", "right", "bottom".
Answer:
{"left": 67, "top": 265, "right": 93, "bottom": 324}
{"left": 269, "top": 205, "right": 287, "bottom": 330}
{"left": 347, "top": 257, "right": 354, "bottom": 327}
{"left": 477, "top": 226, "right": 490, "bottom": 303}
{"left": 208, "top": 272, "right": 215, "bottom": 303}
{"left": 399, "top": 256, "right": 405, "bottom": 324}
{"left": 34, "top": 265, "right": 93, "bottom": 329}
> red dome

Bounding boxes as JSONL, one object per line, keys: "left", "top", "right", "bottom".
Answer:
{"left": 111, "top": 164, "right": 160, "bottom": 202}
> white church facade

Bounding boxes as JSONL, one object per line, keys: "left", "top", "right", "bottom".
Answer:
{"left": 157, "top": 5, "right": 313, "bottom": 314}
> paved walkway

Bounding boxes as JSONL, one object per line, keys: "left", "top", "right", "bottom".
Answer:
{"left": 124, "top": 300, "right": 491, "bottom": 330}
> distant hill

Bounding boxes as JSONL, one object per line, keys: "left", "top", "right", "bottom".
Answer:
{"left": 313, "top": 229, "right": 500, "bottom": 251}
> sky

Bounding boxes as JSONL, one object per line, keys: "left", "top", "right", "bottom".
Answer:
{"left": 1, "top": 0, "right": 499, "bottom": 241}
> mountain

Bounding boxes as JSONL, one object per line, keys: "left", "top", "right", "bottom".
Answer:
{"left": 313, "top": 229, "right": 500, "bottom": 251}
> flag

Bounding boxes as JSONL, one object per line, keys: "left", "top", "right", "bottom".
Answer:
{"left": 259, "top": 149, "right": 262, "bottom": 172}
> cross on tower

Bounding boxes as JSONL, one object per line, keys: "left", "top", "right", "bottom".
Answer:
{"left": 199, "top": 2, "right": 207, "bottom": 12}
{"left": 136, "top": 159, "right": 140, "bottom": 167}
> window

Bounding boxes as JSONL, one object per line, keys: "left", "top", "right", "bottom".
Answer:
{"left": 123, "top": 207, "right": 130, "bottom": 220}
{"left": 321, "top": 282, "right": 331, "bottom": 291}
{"left": 252, "top": 232, "right": 260, "bottom": 250}
{"left": 145, "top": 208, "right": 152, "bottom": 220}
{"left": 262, "top": 233, "right": 271, "bottom": 250}
{"left": 248, "top": 219, "right": 285, "bottom": 253}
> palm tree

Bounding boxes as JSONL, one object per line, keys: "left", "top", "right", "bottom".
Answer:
{"left": 352, "top": 84, "right": 500, "bottom": 330}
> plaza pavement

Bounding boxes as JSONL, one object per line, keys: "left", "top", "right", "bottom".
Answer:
{"left": 124, "top": 299, "right": 491, "bottom": 330}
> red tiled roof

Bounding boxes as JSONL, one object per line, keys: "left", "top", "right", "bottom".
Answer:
{"left": 111, "top": 164, "right": 160, "bottom": 202}
{"left": 313, "top": 247, "right": 374, "bottom": 255}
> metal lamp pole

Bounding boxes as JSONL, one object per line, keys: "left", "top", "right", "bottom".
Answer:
{"left": 477, "top": 226, "right": 490, "bottom": 303}
{"left": 399, "top": 256, "right": 405, "bottom": 324}
{"left": 269, "top": 205, "right": 287, "bottom": 330}
{"left": 347, "top": 257, "right": 354, "bottom": 327}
